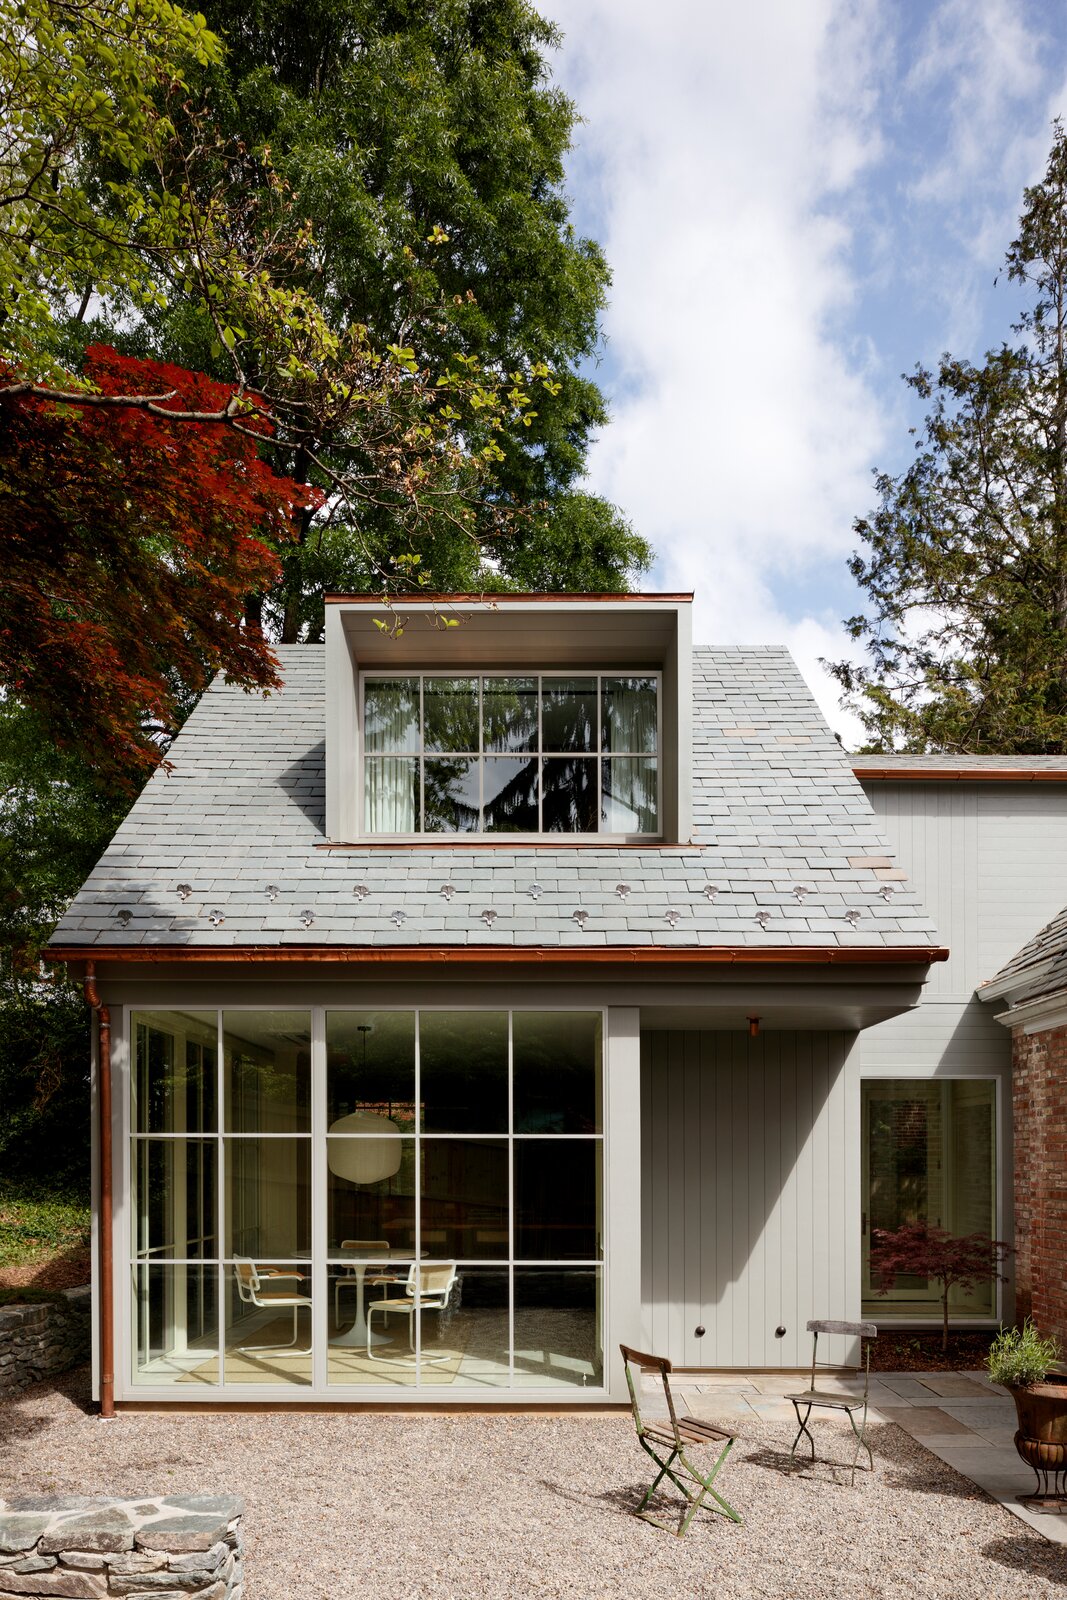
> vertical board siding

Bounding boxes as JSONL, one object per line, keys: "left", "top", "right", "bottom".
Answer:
{"left": 641, "top": 1030, "right": 858, "bottom": 1370}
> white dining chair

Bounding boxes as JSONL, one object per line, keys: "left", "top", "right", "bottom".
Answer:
{"left": 233, "top": 1259, "right": 312, "bottom": 1355}
{"left": 366, "top": 1262, "right": 457, "bottom": 1363}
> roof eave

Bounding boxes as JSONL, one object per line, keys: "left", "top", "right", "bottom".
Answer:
{"left": 47, "top": 943, "right": 950, "bottom": 967}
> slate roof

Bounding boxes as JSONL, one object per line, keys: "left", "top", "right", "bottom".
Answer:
{"left": 49, "top": 645, "right": 941, "bottom": 953}
{"left": 852, "top": 754, "right": 1067, "bottom": 773}
{"left": 981, "top": 904, "right": 1067, "bottom": 1005}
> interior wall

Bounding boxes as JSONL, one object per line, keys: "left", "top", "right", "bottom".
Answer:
{"left": 640, "top": 1029, "right": 860, "bottom": 1370}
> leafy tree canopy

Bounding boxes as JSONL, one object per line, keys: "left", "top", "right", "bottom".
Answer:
{"left": 829, "top": 123, "right": 1067, "bottom": 753}
{"left": 0, "top": 0, "right": 222, "bottom": 371}
{"left": 94, "top": 0, "right": 650, "bottom": 630}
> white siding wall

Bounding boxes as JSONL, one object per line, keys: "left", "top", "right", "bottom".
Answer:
{"left": 857, "top": 781, "right": 1067, "bottom": 1321}
{"left": 640, "top": 1030, "right": 859, "bottom": 1370}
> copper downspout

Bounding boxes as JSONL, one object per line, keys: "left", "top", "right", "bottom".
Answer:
{"left": 83, "top": 961, "right": 115, "bottom": 1419}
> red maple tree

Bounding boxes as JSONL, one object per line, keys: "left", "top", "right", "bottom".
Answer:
{"left": 870, "top": 1223, "right": 1013, "bottom": 1351}
{"left": 0, "top": 346, "right": 320, "bottom": 787}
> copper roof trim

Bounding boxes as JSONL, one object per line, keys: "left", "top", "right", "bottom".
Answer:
{"left": 854, "top": 767, "right": 1067, "bottom": 782}
{"left": 324, "top": 591, "right": 693, "bottom": 604}
{"left": 47, "top": 943, "right": 949, "bottom": 966}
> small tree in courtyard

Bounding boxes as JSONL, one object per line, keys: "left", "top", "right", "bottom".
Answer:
{"left": 870, "top": 1224, "right": 1013, "bottom": 1353}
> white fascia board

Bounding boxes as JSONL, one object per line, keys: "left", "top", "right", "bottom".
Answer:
{"left": 990, "top": 988, "right": 1067, "bottom": 1034}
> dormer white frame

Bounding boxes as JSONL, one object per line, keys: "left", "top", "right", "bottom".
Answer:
{"left": 324, "top": 595, "right": 694, "bottom": 846}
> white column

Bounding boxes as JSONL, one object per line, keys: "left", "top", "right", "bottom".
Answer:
{"left": 605, "top": 1007, "right": 643, "bottom": 1402}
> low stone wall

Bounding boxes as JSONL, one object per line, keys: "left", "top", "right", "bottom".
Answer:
{"left": 0, "top": 1495, "right": 243, "bottom": 1599}
{"left": 0, "top": 1288, "right": 91, "bottom": 1398}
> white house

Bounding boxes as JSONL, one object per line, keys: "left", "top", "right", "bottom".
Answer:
{"left": 48, "top": 594, "right": 1067, "bottom": 1411}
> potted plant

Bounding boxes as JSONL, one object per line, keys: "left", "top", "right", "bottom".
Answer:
{"left": 988, "top": 1320, "right": 1067, "bottom": 1508}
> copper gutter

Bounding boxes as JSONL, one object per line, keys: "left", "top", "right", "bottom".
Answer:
{"left": 83, "top": 961, "right": 114, "bottom": 1419}
{"left": 53, "top": 944, "right": 949, "bottom": 966}
{"left": 323, "top": 590, "right": 693, "bottom": 604}
{"left": 854, "top": 767, "right": 1067, "bottom": 783}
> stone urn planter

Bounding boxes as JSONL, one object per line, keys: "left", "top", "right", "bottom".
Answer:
{"left": 1007, "top": 1381, "right": 1067, "bottom": 1511}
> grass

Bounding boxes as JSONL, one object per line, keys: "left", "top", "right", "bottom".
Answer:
{"left": 0, "top": 1182, "right": 90, "bottom": 1270}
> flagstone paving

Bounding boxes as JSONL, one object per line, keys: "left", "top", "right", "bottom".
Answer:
{"left": 651, "top": 1369, "right": 1067, "bottom": 1547}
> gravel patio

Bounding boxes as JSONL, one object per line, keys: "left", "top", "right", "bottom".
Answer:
{"left": 1, "top": 1367, "right": 1065, "bottom": 1600}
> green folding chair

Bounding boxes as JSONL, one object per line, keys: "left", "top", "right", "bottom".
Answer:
{"left": 620, "top": 1344, "right": 742, "bottom": 1535}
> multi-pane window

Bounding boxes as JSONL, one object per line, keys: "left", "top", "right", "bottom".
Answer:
{"left": 361, "top": 673, "right": 659, "bottom": 836}
{"left": 129, "top": 1008, "right": 605, "bottom": 1394}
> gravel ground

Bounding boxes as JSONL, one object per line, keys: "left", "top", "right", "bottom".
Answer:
{"left": 1, "top": 1367, "right": 1065, "bottom": 1600}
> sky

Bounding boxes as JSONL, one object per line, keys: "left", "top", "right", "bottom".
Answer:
{"left": 539, "top": 0, "right": 1067, "bottom": 743}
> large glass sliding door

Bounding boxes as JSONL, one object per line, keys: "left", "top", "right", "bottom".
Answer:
{"left": 861, "top": 1078, "right": 998, "bottom": 1320}
{"left": 128, "top": 1007, "right": 604, "bottom": 1393}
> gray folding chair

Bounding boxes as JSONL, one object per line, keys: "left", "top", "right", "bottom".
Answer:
{"left": 620, "top": 1344, "right": 742, "bottom": 1535}
{"left": 785, "top": 1318, "right": 878, "bottom": 1482}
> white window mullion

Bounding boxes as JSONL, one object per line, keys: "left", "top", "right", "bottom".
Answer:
{"left": 215, "top": 1008, "right": 225, "bottom": 1386}
{"left": 311, "top": 1006, "right": 327, "bottom": 1392}
{"left": 414, "top": 1008, "right": 422, "bottom": 1388}
{"left": 508, "top": 1009, "right": 515, "bottom": 1388}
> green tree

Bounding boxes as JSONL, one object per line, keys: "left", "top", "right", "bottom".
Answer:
{"left": 106, "top": 0, "right": 649, "bottom": 631}
{"left": 0, "top": 0, "right": 222, "bottom": 371}
{"left": 0, "top": 704, "right": 127, "bottom": 1191}
{"left": 829, "top": 123, "right": 1067, "bottom": 753}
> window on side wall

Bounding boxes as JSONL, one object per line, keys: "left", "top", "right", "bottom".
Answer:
{"left": 360, "top": 672, "right": 660, "bottom": 838}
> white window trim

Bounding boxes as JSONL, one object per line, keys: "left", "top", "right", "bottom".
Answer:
{"left": 357, "top": 669, "right": 663, "bottom": 842}
{"left": 859, "top": 1072, "right": 1005, "bottom": 1327}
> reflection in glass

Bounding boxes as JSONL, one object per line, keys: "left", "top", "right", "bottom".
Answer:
{"left": 515, "top": 1140, "right": 601, "bottom": 1259}
{"left": 513, "top": 1268, "right": 603, "bottom": 1388}
{"left": 424, "top": 676, "right": 479, "bottom": 753}
{"left": 542, "top": 756, "right": 597, "bottom": 832}
{"left": 363, "top": 677, "right": 420, "bottom": 752}
{"left": 483, "top": 677, "right": 537, "bottom": 752}
{"left": 424, "top": 757, "right": 479, "bottom": 832}
{"left": 224, "top": 1262, "right": 312, "bottom": 1386}
{"left": 541, "top": 677, "right": 597, "bottom": 752}
{"left": 429, "top": 1267, "right": 510, "bottom": 1387}
{"left": 601, "top": 677, "right": 658, "bottom": 753}
{"left": 419, "top": 1011, "right": 508, "bottom": 1132}
{"left": 421, "top": 1138, "right": 509, "bottom": 1258}
{"left": 482, "top": 757, "right": 539, "bottom": 832}
{"left": 327, "top": 1011, "right": 416, "bottom": 1129}
{"left": 132, "top": 1011, "right": 217, "bottom": 1133}
{"left": 601, "top": 756, "right": 658, "bottom": 833}
{"left": 224, "top": 1012, "right": 311, "bottom": 1133}
{"left": 132, "top": 1139, "right": 216, "bottom": 1260}
{"left": 327, "top": 1138, "right": 416, "bottom": 1252}
{"left": 132, "top": 1264, "right": 218, "bottom": 1386}
{"left": 862, "top": 1079, "right": 997, "bottom": 1318}
{"left": 513, "top": 1012, "right": 602, "bottom": 1133}
{"left": 365, "top": 755, "right": 418, "bottom": 833}
{"left": 224, "top": 1138, "right": 310, "bottom": 1258}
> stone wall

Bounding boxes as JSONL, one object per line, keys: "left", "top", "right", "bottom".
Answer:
{"left": 0, "top": 1288, "right": 91, "bottom": 1398}
{"left": 1012, "top": 1020, "right": 1067, "bottom": 1348}
{"left": 0, "top": 1495, "right": 243, "bottom": 1600}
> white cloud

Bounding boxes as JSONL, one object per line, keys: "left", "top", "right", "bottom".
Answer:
{"left": 541, "top": 0, "right": 887, "bottom": 743}
{"left": 540, "top": 0, "right": 1062, "bottom": 748}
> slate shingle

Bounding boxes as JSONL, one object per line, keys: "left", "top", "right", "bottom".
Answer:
{"left": 50, "top": 645, "right": 944, "bottom": 950}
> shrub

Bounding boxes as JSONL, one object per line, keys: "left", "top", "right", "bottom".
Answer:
{"left": 987, "top": 1319, "right": 1062, "bottom": 1389}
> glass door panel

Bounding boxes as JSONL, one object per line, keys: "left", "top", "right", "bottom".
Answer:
{"left": 862, "top": 1079, "right": 997, "bottom": 1318}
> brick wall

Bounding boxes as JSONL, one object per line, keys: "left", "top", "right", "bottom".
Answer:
{"left": 1012, "top": 1020, "right": 1067, "bottom": 1348}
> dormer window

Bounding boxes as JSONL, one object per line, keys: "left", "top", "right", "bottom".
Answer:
{"left": 361, "top": 673, "right": 660, "bottom": 837}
